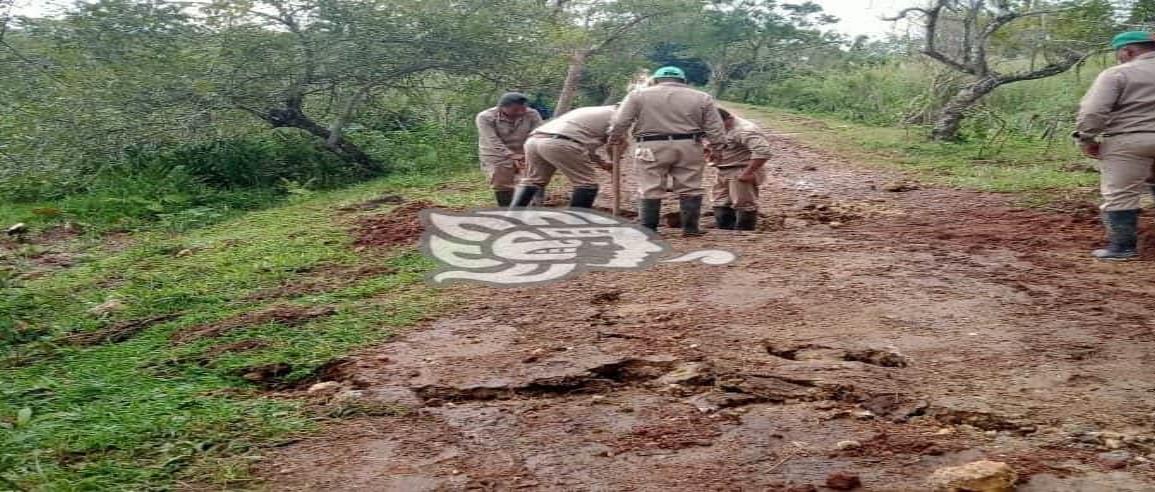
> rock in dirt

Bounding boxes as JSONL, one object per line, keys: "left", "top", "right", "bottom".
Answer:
{"left": 5, "top": 223, "right": 28, "bottom": 237}
{"left": 656, "top": 362, "right": 713, "bottom": 386}
{"left": 927, "top": 460, "right": 1017, "bottom": 492}
{"left": 1098, "top": 451, "right": 1132, "bottom": 469}
{"left": 307, "top": 381, "right": 343, "bottom": 395}
{"left": 685, "top": 391, "right": 761, "bottom": 413}
{"left": 882, "top": 181, "right": 920, "bottom": 193}
{"left": 826, "top": 471, "right": 862, "bottom": 490}
{"left": 836, "top": 440, "right": 862, "bottom": 450}
{"left": 88, "top": 299, "right": 127, "bottom": 316}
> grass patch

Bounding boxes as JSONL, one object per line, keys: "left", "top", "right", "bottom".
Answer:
{"left": 728, "top": 103, "right": 1099, "bottom": 197}
{"left": 0, "top": 169, "right": 488, "bottom": 490}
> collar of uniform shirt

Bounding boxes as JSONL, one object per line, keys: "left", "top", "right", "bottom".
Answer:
{"left": 1137, "top": 52, "right": 1155, "bottom": 62}
{"left": 496, "top": 109, "right": 526, "bottom": 122}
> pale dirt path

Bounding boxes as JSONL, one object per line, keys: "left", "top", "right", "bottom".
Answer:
{"left": 252, "top": 109, "right": 1155, "bottom": 491}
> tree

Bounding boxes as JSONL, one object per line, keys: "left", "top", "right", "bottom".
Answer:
{"left": 888, "top": 0, "right": 1095, "bottom": 141}
{"left": 195, "top": 0, "right": 539, "bottom": 173}
{"left": 547, "top": 0, "right": 688, "bottom": 115}
{"left": 1129, "top": 0, "right": 1155, "bottom": 26}
{"left": 677, "top": 0, "right": 834, "bottom": 99}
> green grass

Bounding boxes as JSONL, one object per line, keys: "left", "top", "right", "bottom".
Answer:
{"left": 0, "top": 169, "right": 489, "bottom": 490}
{"left": 728, "top": 103, "right": 1099, "bottom": 197}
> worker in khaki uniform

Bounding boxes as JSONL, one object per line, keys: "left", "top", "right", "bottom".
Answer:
{"left": 511, "top": 105, "right": 617, "bottom": 209}
{"left": 1075, "top": 31, "right": 1155, "bottom": 260}
{"left": 710, "top": 108, "right": 772, "bottom": 230}
{"left": 475, "top": 92, "right": 543, "bottom": 206}
{"left": 608, "top": 66, "right": 725, "bottom": 236}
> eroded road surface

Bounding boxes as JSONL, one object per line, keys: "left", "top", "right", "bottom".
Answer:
{"left": 258, "top": 109, "right": 1155, "bottom": 491}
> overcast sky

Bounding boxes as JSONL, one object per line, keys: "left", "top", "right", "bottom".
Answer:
{"left": 10, "top": 0, "right": 922, "bottom": 38}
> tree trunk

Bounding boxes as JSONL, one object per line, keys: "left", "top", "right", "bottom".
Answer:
{"left": 708, "top": 62, "right": 728, "bottom": 99}
{"left": 555, "top": 50, "right": 589, "bottom": 117}
{"left": 931, "top": 76, "right": 1002, "bottom": 141}
{"left": 264, "top": 104, "right": 384, "bottom": 175}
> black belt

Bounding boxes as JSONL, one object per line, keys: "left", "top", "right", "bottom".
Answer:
{"left": 636, "top": 133, "right": 703, "bottom": 142}
{"left": 535, "top": 133, "right": 580, "bottom": 143}
{"left": 1103, "top": 130, "right": 1155, "bottom": 137}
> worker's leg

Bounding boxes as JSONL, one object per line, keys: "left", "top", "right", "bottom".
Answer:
{"left": 512, "top": 140, "right": 555, "bottom": 208}
{"left": 545, "top": 140, "right": 601, "bottom": 209}
{"left": 1095, "top": 134, "right": 1155, "bottom": 260}
{"left": 483, "top": 156, "right": 518, "bottom": 206}
{"left": 731, "top": 167, "right": 765, "bottom": 231}
{"left": 635, "top": 142, "right": 670, "bottom": 231}
{"left": 667, "top": 140, "right": 707, "bottom": 236}
{"left": 711, "top": 167, "right": 736, "bottom": 229}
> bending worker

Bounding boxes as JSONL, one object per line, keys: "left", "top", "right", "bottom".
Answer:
{"left": 510, "top": 105, "right": 618, "bottom": 209}
{"left": 1075, "top": 31, "right": 1155, "bottom": 260}
{"left": 711, "top": 108, "right": 772, "bottom": 230}
{"left": 475, "top": 92, "right": 543, "bottom": 207}
{"left": 608, "top": 66, "right": 726, "bottom": 237}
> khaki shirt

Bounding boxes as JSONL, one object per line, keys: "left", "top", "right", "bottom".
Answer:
{"left": 1077, "top": 52, "right": 1155, "bottom": 138}
{"left": 608, "top": 82, "right": 725, "bottom": 143}
{"left": 476, "top": 107, "right": 542, "bottom": 160}
{"left": 713, "top": 117, "right": 773, "bottom": 168}
{"left": 532, "top": 105, "right": 615, "bottom": 158}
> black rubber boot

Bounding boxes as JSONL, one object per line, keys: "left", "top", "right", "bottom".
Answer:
{"left": 509, "top": 185, "right": 540, "bottom": 209}
{"left": 639, "top": 198, "right": 661, "bottom": 232}
{"left": 1093, "top": 209, "right": 1139, "bottom": 261}
{"left": 736, "top": 210, "right": 758, "bottom": 231}
{"left": 713, "top": 206, "right": 736, "bottom": 230}
{"left": 494, "top": 190, "right": 514, "bottom": 207}
{"left": 680, "top": 195, "right": 706, "bottom": 237}
{"left": 569, "top": 187, "right": 599, "bottom": 209}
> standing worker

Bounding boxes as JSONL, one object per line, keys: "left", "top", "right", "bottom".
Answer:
{"left": 710, "top": 108, "right": 772, "bottom": 230}
{"left": 476, "top": 92, "right": 543, "bottom": 207}
{"left": 511, "top": 105, "right": 618, "bottom": 209}
{"left": 608, "top": 66, "right": 726, "bottom": 236}
{"left": 1075, "top": 31, "right": 1155, "bottom": 260}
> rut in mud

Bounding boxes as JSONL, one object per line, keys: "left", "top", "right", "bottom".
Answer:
{"left": 255, "top": 109, "right": 1155, "bottom": 491}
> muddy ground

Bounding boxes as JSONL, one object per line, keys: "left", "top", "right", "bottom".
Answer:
{"left": 255, "top": 110, "right": 1155, "bottom": 491}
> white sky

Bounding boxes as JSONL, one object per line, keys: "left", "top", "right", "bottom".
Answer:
{"left": 11, "top": 0, "right": 921, "bottom": 38}
{"left": 813, "top": 0, "right": 922, "bottom": 38}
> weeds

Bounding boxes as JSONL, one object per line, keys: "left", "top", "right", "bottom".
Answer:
{"left": 0, "top": 170, "right": 486, "bottom": 490}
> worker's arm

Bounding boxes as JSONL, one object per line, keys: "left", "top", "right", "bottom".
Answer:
{"left": 1076, "top": 68, "right": 1124, "bottom": 158}
{"left": 608, "top": 93, "right": 640, "bottom": 143}
{"left": 475, "top": 112, "right": 514, "bottom": 160}
{"left": 528, "top": 109, "right": 544, "bottom": 130}
{"left": 701, "top": 96, "right": 727, "bottom": 146}
{"left": 738, "top": 129, "right": 773, "bottom": 183}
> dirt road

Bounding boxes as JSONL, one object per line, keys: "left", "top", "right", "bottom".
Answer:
{"left": 258, "top": 110, "right": 1155, "bottom": 491}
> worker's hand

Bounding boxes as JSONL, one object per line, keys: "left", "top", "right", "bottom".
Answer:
{"left": 1080, "top": 141, "right": 1102, "bottom": 160}
{"left": 738, "top": 170, "right": 758, "bottom": 183}
{"left": 512, "top": 154, "right": 526, "bottom": 171}
{"left": 595, "top": 159, "right": 613, "bottom": 172}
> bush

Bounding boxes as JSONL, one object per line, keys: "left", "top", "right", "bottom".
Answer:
{"left": 0, "top": 121, "right": 478, "bottom": 234}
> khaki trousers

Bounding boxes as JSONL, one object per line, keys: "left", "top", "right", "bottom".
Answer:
{"left": 711, "top": 166, "right": 765, "bottom": 211}
{"left": 634, "top": 139, "right": 706, "bottom": 199}
{"left": 520, "top": 137, "right": 599, "bottom": 189}
{"left": 480, "top": 156, "right": 521, "bottom": 192}
{"left": 1100, "top": 133, "right": 1155, "bottom": 211}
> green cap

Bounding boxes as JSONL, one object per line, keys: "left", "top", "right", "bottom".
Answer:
{"left": 1112, "top": 31, "right": 1155, "bottom": 50}
{"left": 652, "top": 66, "right": 686, "bottom": 80}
